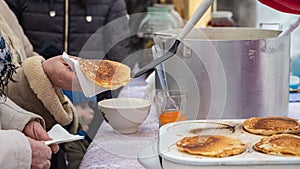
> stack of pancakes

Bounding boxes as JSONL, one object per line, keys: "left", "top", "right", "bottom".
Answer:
{"left": 243, "top": 116, "right": 300, "bottom": 156}
{"left": 176, "top": 116, "right": 300, "bottom": 158}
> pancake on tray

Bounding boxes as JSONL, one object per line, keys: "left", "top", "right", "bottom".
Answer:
{"left": 243, "top": 116, "right": 300, "bottom": 136}
{"left": 176, "top": 135, "right": 246, "bottom": 158}
{"left": 79, "top": 59, "right": 131, "bottom": 89}
{"left": 253, "top": 133, "right": 300, "bottom": 156}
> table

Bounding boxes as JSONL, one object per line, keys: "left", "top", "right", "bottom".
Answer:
{"left": 79, "top": 105, "right": 159, "bottom": 169}
{"left": 79, "top": 102, "right": 300, "bottom": 169}
{"left": 79, "top": 73, "right": 300, "bottom": 169}
{"left": 79, "top": 74, "right": 159, "bottom": 169}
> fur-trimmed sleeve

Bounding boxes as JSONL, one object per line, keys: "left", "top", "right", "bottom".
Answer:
{"left": 5, "top": 56, "right": 78, "bottom": 134}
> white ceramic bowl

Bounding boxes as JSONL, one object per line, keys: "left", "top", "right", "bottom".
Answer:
{"left": 98, "top": 98, "right": 151, "bottom": 134}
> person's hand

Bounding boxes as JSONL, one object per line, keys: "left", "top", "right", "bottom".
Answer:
{"left": 75, "top": 102, "right": 95, "bottom": 131}
{"left": 23, "top": 120, "right": 59, "bottom": 154}
{"left": 42, "top": 55, "right": 81, "bottom": 91}
{"left": 27, "top": 137, "right": 52, "bottom": 169}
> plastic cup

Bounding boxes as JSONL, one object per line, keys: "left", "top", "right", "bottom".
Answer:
{"left": 154, "top": 90, "right": 188, "bottom": 127}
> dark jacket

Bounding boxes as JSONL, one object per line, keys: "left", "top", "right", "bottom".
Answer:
{"left": 5, "top": 0, "right": 130, "bottom": 62}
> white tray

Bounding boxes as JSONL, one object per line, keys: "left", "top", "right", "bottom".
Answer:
{"left": 159, "top": 119, "right": 300, "bottom": 169}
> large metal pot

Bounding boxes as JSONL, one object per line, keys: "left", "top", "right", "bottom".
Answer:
{"left": 153, "top": 28, "right": 290, "bottom": 119}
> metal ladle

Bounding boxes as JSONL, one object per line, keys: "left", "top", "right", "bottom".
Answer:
{"left": 131, "top": 0, "right": 215, "bottom": 78}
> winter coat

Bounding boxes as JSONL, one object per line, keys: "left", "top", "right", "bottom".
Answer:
{"left": 0, "top": 0, "right": 78, "bottom": 134}
{"left": 5, "top": 0, "right": 130, "bottom": 62}
{"left": 0, "top": 1, "right": 80, "bottom": 168}
{"left": 0, "top": 98, "right": 45, "bottom": 169}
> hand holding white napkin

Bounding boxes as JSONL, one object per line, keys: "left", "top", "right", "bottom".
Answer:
{"left": 62, "top": 52, "right": 108, "bottom": 97}
{"left": 45, "top": 124, "right": 84, "bottom": 145}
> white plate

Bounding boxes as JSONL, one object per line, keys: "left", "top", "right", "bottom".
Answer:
{"left": 137, "top": 142, "right": 162, "bottom": 169}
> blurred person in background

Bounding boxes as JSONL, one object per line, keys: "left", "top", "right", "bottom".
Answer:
{"left": 74, "top": 99, "right": 95, "bottom": 132}
{"left": 63, "top": 91, "right": 96, "bottom": 168}
{"left": 124, "top": 0, "right": 157, "bottom": 67}
{"left": 0, "top": 1, "right": 82, "bottom": 168}
{"left": 64, "top": 91, "right": 96, "bottom": 134}
{"left": 5, "top": 0, "right": 130, "bottom": 62}
{"left": 5, "top": 0, "right": 131, "bottom": 168}
{"left": 4, "top": 0, "right": 131, "bottom": 131}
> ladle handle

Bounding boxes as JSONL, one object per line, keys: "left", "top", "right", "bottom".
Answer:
{"left": 177, "top": 0, "right": 214, "bottom": 41}
{"left": 279, "top": 17, "right": 300, "bottom": 37}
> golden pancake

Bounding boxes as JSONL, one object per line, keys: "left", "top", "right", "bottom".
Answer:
{"left": 176, "top": 135, "right": 246, "bottom": 158}
{"left": 79, "top": 59, "right": 131, "bottom": 89}
{"left": 243, "top": 116, "right": 300, "bottom": 136}
{"left": 253, "top": 134, "right": 300, "bottom": 156}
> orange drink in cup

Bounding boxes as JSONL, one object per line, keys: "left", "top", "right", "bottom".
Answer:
{"left": 159, "top": 110, "right": 187, "bottom": 125}
{"left": 154, "top": 90, "right": 188, "bottom": 126}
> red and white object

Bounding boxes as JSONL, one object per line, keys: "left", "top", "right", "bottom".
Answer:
{"left": 259, "top": 0, "right": 300, "bottom": 14}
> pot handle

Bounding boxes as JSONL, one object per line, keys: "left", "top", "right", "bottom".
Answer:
{"left": 259, "top": 22, "right": 282, "bottom": 31}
